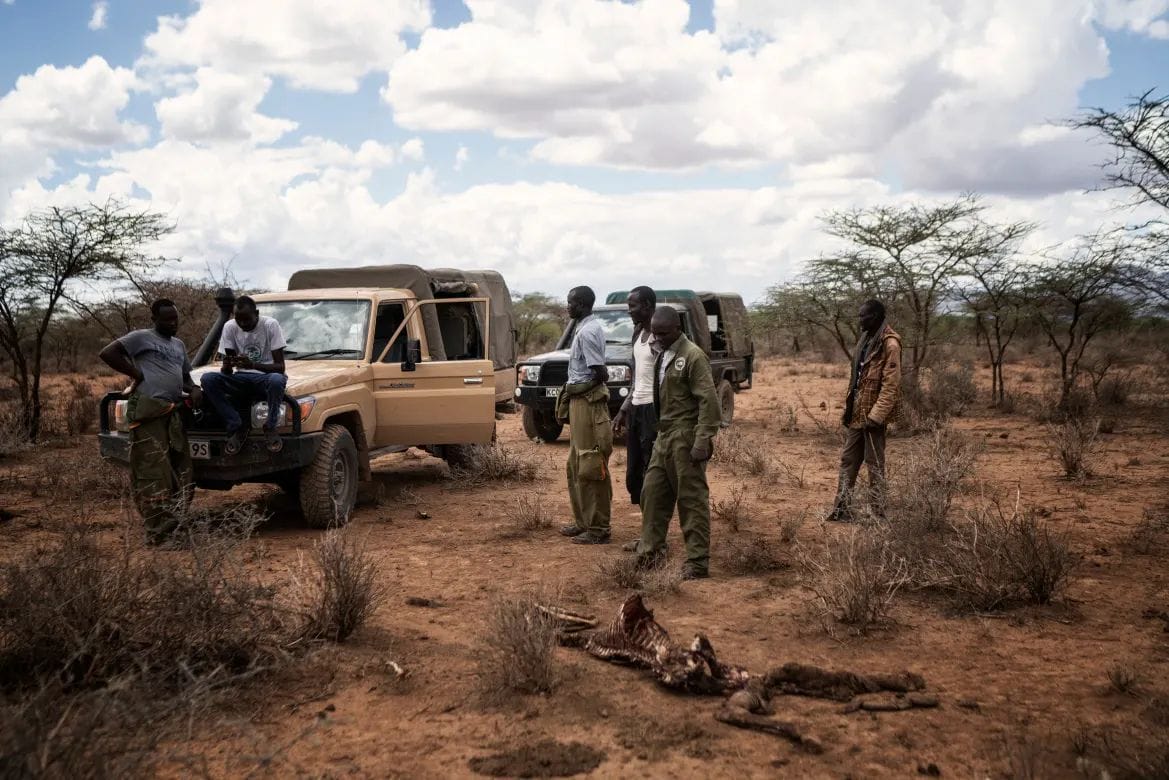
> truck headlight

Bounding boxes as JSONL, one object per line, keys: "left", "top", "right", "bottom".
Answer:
{"left": 520, "top": 365, "right": 541, "bottom": 384}
{"left": 250, "top": 396, "right": 315, "bottom": 429}
{"left": 606, "top": 365, "right": 630, "bottom": 383}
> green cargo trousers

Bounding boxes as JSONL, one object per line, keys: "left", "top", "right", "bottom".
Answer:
{"left": 563, "top": 383, "right": 613, "bottom": 535}
{"left": 636, "top": 426, "right": 710, "bottom": 574}
{"left": 127, "top": 394, "right": 194, "bottom": 543}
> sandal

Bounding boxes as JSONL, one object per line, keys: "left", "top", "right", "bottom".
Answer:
{"left": 264, "top": 427, "right": 283, "bottom": 453}
{"left": 224, "top": 429, "right": 246, "bottom": 456}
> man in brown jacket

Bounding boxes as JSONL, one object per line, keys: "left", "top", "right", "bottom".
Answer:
{"left": 827, "top": 299, "right": 902, "bottom": 522}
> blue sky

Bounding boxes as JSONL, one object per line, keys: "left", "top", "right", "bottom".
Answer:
{"left": 0, "top": 0, "right": 1166, "bottom": 300}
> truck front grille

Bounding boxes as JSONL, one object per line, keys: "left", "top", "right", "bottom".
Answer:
{"left": 540, "top": 363, "right": 568, "bottom": 388}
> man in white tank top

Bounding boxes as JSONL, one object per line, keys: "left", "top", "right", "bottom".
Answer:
{"left": 612, "top": 286, "right": 658, "bottom": 550}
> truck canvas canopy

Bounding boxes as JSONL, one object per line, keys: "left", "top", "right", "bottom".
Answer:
{"left": 604, "top": 289, "right": 711, "bottom": 353}
{"left": 287, "top": 265, "right": 517, "bottom": 371}
{"left": 698, "top": 292, "right": 752, "bottom": 358}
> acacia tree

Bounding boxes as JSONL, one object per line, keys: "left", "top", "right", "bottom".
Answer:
{"left": 758, "top": 252, "right": 899, "bottom": 360}
{"left": 0, "top": 200, "right": 172, "bottom": 441}
{"left": 512, "top": 292, "right": 566, "bottom": 356}
{"left": 1076, "top": 90, "right": 1169, "bottom": 310}
{"left": 1029, "top": 235, "right": 1133, "bottom": 409}
{"left": 954, "top": 224, "right": 1037, "bottom": 406}
{"left": 822, "top": 195, "right": 1033, "bottom": 375}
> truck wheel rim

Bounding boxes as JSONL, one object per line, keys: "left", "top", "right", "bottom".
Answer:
{"left": 331, "top": 452, "right": 349, "bottom": 503}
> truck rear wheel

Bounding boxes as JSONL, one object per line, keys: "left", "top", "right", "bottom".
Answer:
{"left": 522, "top": 406, "right": 563, "bottom": 443}
{"left": 299, "top": 423, "right": 358, "bottom": 528}
{"left": 718, "top": 380, "right": 735, "bottom": 428}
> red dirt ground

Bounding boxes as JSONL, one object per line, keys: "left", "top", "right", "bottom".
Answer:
{"left": 2, "top": 359, "right": 1167, "bottom": 778}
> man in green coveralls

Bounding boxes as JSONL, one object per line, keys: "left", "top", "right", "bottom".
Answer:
{"left": 100, "top": 299, "right": 201, "bottom": 545}
{"left": 556, "top": 286, "right": 613, "bottom": 544}
{"left": 635, "top": 306, "right": 721, "bottom": 579}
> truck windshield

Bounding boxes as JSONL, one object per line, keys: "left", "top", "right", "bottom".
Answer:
{"left": 256, "top": 299, "right": 371, "bottom": 360}
{"left": 592, "top": 309, "right": 636, "bottom": 343}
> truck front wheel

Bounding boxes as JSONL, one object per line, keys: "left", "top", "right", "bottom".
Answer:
{"left": 522, "top": 406, "right": 563, "bottom": 443}
{"left": 718, "top": 380, "right": 735, "bottom": 428}
{"left": 299, "top": 423, "right": 358, "bottom": 528}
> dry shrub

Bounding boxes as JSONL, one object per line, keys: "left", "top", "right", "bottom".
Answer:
{"left": 499, "top": 493, "right": 553, "bottom": 538}
{"left": 291, "top": 530, "right": 383, "bottom": 643}
{"left": 1095, "top": 371, "right": 1138, "bottom": 406}
{"left": 902, "top": 364, "right": 978, "bottom": 426}
{"left": 0, "top": 509, "right": 286, "bottom": 694}
{"left": 476, "top": 592, "right": 559, "bottom": 700}
{"left": 889, "top": 427, "right": 979, "bottom": 534}
{"left": 712, "top": 485, "right": 749, "bottom": 532}
{"left": 773, "top": 457, "right": 806, "bottom": 488}
{"left": 918, "top": 498, "right": 1076, "bottom": 611}
{"left": 1126, "top": 504, "right": 1169, "bottom": 554}
{"left": 1045, "top": 417, "right": 1100, "bottom": 480}
{"left": 449, "top": 445, "right": 538, "bottom": 486}
{"left": 1107, "top": 664, "right": 1140, "bottom": 695}
{"left": 717, "top": 533, "right": 786, "bottom": 576}
{"left": 1097, "top": 728, "right": 1169, "bottom": 779}
{"left": 779, "top": 512, "right": 805, "bottom": 544}
{"left": 799, "top": 530, "right": 909, "bottom": 635}
{"left": 795, "top": 393, "right": 842, "bottom": 443}
{"left": 0, "top": 407, "right": 32, "bottom": 459}
{"left": 596, "top": 554, "right": 682, "bottom": 596}
{"left": 0, "top": 683, "right": 160, "bottom": 779}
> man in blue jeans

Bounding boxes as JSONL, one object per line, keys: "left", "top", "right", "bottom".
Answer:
{"left": 201, "top": 296, "right": 288, "bottom": 454}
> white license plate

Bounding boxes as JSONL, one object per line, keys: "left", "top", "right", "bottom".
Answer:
{"left": 545, "top": 388, "right": 560, "bottom": 398}
{"left": 189, "top": 440, "right": 210, "bottom": 460}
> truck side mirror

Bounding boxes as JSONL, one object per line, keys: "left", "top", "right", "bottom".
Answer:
{"left": 401, "top": 339, "right": 422, "bottom": 372}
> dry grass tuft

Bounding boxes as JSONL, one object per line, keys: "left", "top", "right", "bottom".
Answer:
{"left": 1046, "top": 418, "right": 1101, "bottom": 480}
{"left": 449, "top": 445, "right": 539, "bottom": 486}
{"left": 712, "top": 485, "right": 750, "bottom": 532}
{"left": 717, "top": 533, "right": 786, "bottom": 576}
{"left": 890, "top": 427, "right": 979, "bottom": 534}
{"left": 1127, "top": 504, "right": 1169, "bottom": 554}
{"left": 799, "top": 530, "right": 909, "bottom": 635}
{"left": 291, "top": 529, "right": 384, "bottom": 643}
{"left": 476, "top": 591, "right": 559, "bottom": 700}
{"left": 779, "top": 511, "right": 805, "bottom": 544}
{"left": 916, "top": 497, "right": 1077, "bottom": 611}
{"left": 1107, "top": 664, "right": 1140, "bottom": 695}
{"left": 596, "top": 554, "right": 683, "bottom": 596}
{"left": 499, "top": 493, "right": 554, "bottom": 538}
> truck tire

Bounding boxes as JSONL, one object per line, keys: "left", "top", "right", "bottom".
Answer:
{"left": 718, "top": 380, "right": 735, "bottom": 428}
{"left": 440, "top": 423, "right": 498, "bottom": 469}
{"left": 522, "top": 405, "right": 563, "bottom": 443}
{"left": 299, "top": 423, "right": 358, "bottom": 528}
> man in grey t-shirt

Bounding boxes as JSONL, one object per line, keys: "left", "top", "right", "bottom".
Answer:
{"left": 100, "top": 299, "right": 200, "bottom": 544}
{"left": 557, "top": 285, "right": 613, "bottom": 545}
{"left": 200, "top": 295, "right": 288, "bottom": 455}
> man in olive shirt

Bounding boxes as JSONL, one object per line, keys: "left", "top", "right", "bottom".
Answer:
{"left": 635, "top": 307, "right": 721, "bottom": 579}
{"left": 99, "top": 299, "right": 201, "bottom": 544}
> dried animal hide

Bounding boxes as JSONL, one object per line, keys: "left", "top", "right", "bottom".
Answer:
{"left": 764, "top": 662, "right": 926, "bottom": 702}
{"left": 558, "top": 594, "right": 751, "bottom": 694}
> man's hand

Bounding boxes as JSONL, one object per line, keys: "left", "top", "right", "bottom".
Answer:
{"left": 690, "top": 442, "right": 712, "bottom": 463}
{"left": 188, "top": 386, "right": 204, "bottom": 408}
{"left": 233, "top": 355, "right": 255, "bottom": 371}
{"left": 864, "top": 417, "right": 883, "bottom": 430}
{"left": 612, "top": 409, "right": 627, "bottom": 436}
{"left": 129, "top": 369, "right": 144, "bottom": 394}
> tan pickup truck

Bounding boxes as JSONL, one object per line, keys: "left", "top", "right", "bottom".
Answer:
{"left": 99, "top": 265, "right": 517, "bottom": 527}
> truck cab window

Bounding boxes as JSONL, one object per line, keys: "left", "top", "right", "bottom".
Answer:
{"left": 373, "top": 303, "right": 407, "bottom": 363}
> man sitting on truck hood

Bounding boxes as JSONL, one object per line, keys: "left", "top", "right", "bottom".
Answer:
{"left": 200, "top": 295, "right": 288, "bottom": 455}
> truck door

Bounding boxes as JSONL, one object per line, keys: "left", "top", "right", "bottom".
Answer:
{"left": 369, "top": 298, "right": 496, "bottom": 446}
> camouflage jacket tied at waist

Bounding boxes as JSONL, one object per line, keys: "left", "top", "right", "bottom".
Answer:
{"left": 653, "top": 334, "right": 721, "bottom": 447}
{"left": 845, "top": 324, "right": 903, "bottom": 429}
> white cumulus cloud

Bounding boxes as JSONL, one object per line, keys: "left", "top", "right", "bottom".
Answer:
{"left": 88, "top": 0, "right": 108, "bottom": 30}
{"left": 155, "top": 68, "right": 297, "bottom": 144}
{"left": 140, "top": 0, "right": 431, "bottom": 92}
